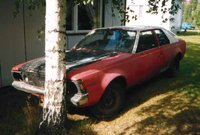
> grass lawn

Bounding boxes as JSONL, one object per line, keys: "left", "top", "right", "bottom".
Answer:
{"left": 0, "top": 31, "right": 199, "bottom": 135}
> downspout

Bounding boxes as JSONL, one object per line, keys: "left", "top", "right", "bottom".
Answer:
{"left": 22, "top": 0, "right": 27, "bottom": 61}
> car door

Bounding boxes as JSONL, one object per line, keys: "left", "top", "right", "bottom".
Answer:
{"left": 132, "top": 30, "right": 163, "bottom": 83}
{"left": 153, "top": 29, "right": 174, "bottom": 71}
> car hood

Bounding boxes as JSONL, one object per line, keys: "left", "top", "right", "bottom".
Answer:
{"left": 19, "top": 50, "right": 118, "bottom": 74}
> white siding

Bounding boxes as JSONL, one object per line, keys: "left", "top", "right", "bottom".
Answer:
{"left": 0, "top": 1, "right": 44, "bottom": 87}
{"left": 0, "top": 0, "right": 26, "bottom": 87}
{"left": 66, "top": 35, "right": 85, "bottom": 49}
{"left": 24, "top": 7, "right": 45, "bottom": 60}
{"left": 125, "top": 0, "right": 182, "bottom": 33}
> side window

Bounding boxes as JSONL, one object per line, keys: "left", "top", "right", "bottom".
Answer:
{"left": 154, "top": 29, "right": 170, "bottom": 46}
{"left": 136, "top": 31, "right": 158, "bottom": 53}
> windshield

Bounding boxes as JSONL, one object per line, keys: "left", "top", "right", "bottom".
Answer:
{"left": 75, "top": 29, "right": 136, "bottom": 53}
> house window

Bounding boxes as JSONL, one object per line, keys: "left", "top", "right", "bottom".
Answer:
{"left": 66, "top": 0, "right": 102, "bottom": 32}
{"left": 66, "top": 0, "right": 73, "bottom": 30}
{"left": 78, "top": 2, "right": 101, "bottom": 30}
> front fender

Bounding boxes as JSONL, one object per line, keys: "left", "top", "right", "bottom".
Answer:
{"left": 84, "top": 72, "right": 126, "bottom": 106}
{"left": 101, "top": 73, "right": 125, "bottom": 91}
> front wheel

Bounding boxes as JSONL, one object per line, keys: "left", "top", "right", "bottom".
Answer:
{"left": 90, "top": 83, "right": 125, "bottom": 119}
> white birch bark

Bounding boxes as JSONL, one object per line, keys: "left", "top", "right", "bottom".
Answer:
{"left": 39, "top": 0, "right": 66, "bottom": 134}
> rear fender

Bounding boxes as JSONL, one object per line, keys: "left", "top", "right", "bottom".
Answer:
{"left": 177, "top": 39, "right": 186, "bottom": 57}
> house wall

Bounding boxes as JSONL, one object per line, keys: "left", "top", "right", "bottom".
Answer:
{"left": 0, "top": 0, "right": 122, "bottom": 88}
{"left": 125, "top": 0, "right": 182, "bottom": 33}
{"left": 170, "top": 1, "right": 183, "bottom": 32}
{"left": 24, "top": 7, "right": 45, "bottom": 60}
{"left": 0, "top": 0, "right": 26, "bottom": 87}
{"left": 0, "top": 0, "right": 44, "bottom": 87}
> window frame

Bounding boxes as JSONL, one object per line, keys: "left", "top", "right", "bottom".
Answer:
{"left": 136, "top": 30, "right": 159, "bottom": 53}
{"left": 74, "top": 29, "right": 137, "bottom": 53}
{"left": 66, "top": 0, "right": 103, "bottom": 34}
{"left": 162, "top": 28, "right": 179, "bottom": 43}
{"left": 154, "top": 29, "right": 170, "bottom": 46}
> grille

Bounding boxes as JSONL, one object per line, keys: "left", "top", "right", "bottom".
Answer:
{"left": 13, "top": 71, "right": 78, "bottom": 96}
{"left": 23, "top": 72, "right": 45, "bottom": 87}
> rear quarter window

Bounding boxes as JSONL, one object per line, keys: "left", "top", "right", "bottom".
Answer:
{"left": 162, "top": 28, "right": 179, "bottom": 43}
{"left": 154, "top": 29, "right": 170, "bottom": 46}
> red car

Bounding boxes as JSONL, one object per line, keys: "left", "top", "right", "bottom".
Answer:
{"left": 12, "top": 26, "right": 186, "bottom": 118}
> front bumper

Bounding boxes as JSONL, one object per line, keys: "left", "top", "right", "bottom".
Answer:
{"left": 12, "top": 81, "right": 88, "bottom": 106}
{"left": 12, "top": 81, "right": 44, "bottom": 94}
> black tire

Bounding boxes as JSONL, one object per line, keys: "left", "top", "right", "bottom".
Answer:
{"left": 167, "top": 56, "right": 180, "bottom": 77}
{"left": 90, "top": 83, "right": 125, "bottom": 119}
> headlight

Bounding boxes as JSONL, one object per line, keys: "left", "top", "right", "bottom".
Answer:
{"left": 73, "top": 80, "right": 87, "bottom": 94}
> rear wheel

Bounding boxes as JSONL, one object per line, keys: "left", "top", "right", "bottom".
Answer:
{"left": 167, "top": 56, "right": 180, "bottom": 77}
{"left": 90, "top": 83, "right": 125, "bottom": 119}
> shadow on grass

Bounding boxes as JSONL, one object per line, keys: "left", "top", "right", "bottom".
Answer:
{"left": 140, "top": 107, "right": 200, "bottom": 134}
{"left": 177, "top": 31, "right": 200, "bottom": 36}
{"left": 0, "top": 87, "right": 97, "bottom": 135}
{"left": 118, "top": 41, "right": 200, "bottom": 134}
{"left": 121, "top": 106, "right": 200, "bottom": 135}
{"left": 0, "top": 87, "right": 39, "bottom": 135}
{"left": 0, "top": 87, "right": 45, "bottom": 135}
{"left": 66, "top": 117, "right": 98, "bottom": 135}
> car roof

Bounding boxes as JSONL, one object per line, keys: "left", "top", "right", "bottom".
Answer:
{"left": 95, "top": 25, "right": 164, "bottom": 31}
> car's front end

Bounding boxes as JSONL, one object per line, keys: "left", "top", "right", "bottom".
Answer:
{"left": 11, "top": 57, "right": 90, "bottom": 107}
{"left": 12, "top": 71, "right": 89, "bottom": 107}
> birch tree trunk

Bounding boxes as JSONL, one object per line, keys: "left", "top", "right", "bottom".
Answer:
{"left": 39, "top": 0, "right": 66, "bottom": 134}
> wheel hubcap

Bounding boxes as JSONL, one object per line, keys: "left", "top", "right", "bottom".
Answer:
{"left": 101, "top": 93, "right": 115, "bottom": 109}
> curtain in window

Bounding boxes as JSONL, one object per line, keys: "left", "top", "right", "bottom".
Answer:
{"left": 78, "top": 1, "right": 100, "bottom": 30}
